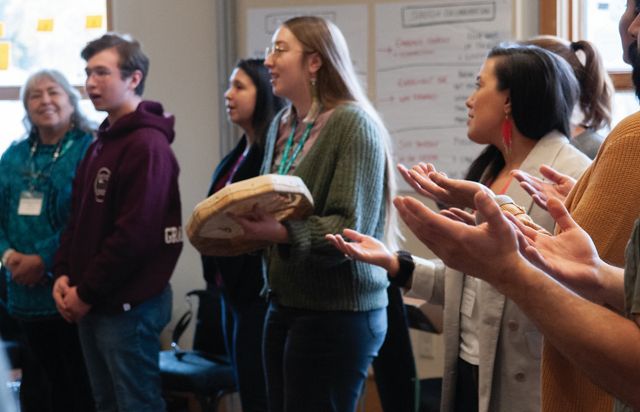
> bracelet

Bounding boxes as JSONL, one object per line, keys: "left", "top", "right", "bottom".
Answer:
{"left": 390, "top": 250, "right": 414, "bottom": 288}
{"left": 2, "top": 248, "right": 16, "bottom": 266}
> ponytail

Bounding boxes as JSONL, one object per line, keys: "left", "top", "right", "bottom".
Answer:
{"left": 570, "top": 40, "right": 613, "bottom": 130}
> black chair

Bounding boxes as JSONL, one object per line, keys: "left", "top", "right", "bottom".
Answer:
{"left": 160, "top": 288, "right": 236, "bottom": 412}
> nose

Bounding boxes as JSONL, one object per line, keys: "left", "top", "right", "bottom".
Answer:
{"left": 85, "top": 72, "right": 98, "bottom": 90}
{"left": 465, "top": 93, "right": 473, "bottom": 109}
{"left": 224, "top": 87, "right": 233, "bottom": 101}
{"left": 40, "top": 92, "right": 52, "bottom": 103}
{"left": 264, "top": 54, "right": 274, "bottom": 69}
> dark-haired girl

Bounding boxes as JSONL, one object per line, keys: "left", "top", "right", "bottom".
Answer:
{"left": 201, "top": 58, "right": 285, "bottom": 412}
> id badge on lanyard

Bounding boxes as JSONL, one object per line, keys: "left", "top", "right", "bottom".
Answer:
{"left": 18, "top": 190, "right": 44, "bottom": 216}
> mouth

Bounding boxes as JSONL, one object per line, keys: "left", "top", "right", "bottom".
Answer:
{"left": 37, "top": 108, "right": 56, "bottom": 116}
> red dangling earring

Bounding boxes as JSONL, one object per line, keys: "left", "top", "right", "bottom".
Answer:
{"left": 501, "top": 114, "right": 512, "bottom": 154}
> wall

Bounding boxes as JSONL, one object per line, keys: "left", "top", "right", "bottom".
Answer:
{"left": 110, "top": 0, "right": 219, "bottom": 344}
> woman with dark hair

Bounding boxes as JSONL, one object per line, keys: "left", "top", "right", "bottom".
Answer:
{"left": 0, "top": 69, "right": 94, "bottom": 412}
{"left": 522, "top": 35, "right": 613, "bottom": 159}
{"left": 328, "top": 45, "right": 592, "bottom": 412}
{"left": 200, "top": 58, "right": 284, "bottom": 412}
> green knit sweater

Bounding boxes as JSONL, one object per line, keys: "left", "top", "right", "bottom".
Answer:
{"left": 261, "top": 103, "right": 389, "bottom": 311}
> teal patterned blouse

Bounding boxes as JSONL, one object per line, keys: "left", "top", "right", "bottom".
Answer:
{"left": 0, "top": 128, "right": 93, "bottom": 319}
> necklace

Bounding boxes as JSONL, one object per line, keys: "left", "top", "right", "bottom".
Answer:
{"left": 26, "top": 134, "right": 73, "bottom": 190}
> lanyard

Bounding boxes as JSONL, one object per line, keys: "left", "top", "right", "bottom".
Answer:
{"left": 278, "top": 120, "right": 314, "bottom": 175}
{"left": 224, "top": 145, "right": 250, "bottom": 187}
{"left": 26, "top": 137, "right": 71, "bottom": 189}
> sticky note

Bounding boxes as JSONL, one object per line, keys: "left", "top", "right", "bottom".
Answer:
{"left": 37, "top": 19, "right": 54, "bottom": 32}
{"left": 85, "top": 15, "right": 103, "bottom": 29}
{"left": 0, "top": 42, "right": 10, "bottom": 70}
{"left": 0, "top": 22, "right": 5, "bottom": 38}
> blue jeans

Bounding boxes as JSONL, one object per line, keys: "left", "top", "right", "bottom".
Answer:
{"left": 221, "top": 294, "right": 268, "bottom": 412}
{"left": 77, "top": 286, "right": 172, "bottom": 412}
{"left": 263, "top": 302, "right": 387, "bottom": 412}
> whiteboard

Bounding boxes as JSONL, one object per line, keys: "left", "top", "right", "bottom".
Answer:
{"left": 376, "top": 0, "right": 512, "bottom": 185}
{"left": 242, "top": 0, "right": 513, "bottom": 188}
{"left": 246, "top": 5, "right": 368, "bottom": 85}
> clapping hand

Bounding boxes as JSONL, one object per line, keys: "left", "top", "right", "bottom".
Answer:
{"left": 511, "top": 165, "right": 576, "bottom": 211}
{"left": 508, "top": 197, "right": 607, "bottom": 303}
{"left": 393, "top": 192, "right": 525, "bottom": 289}
{"left": 398, "top": 163, "right": 491, "bottom": 209}
{"left": 398, "top": 163, "right": 440, "bottom": 200}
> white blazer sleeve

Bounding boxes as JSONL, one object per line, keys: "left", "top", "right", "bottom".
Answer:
{"left": 405, "top": 256, "right": 447, "bottom": 305}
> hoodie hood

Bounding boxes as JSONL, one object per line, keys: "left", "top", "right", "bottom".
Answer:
{"left": 98, "top": 100, "right": 175, "bottom": 144}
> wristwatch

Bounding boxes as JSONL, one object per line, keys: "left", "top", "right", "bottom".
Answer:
{"left": 390, "top": 250, "right": 414, "bottom": 288}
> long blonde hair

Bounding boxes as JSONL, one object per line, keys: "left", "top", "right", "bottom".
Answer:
{"left": 284, "top": 16, "right": 399, "bottom": 247}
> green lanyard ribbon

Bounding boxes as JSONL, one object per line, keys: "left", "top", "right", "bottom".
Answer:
{"left": 278, "top": 120, "right": 314, "bottom": 175}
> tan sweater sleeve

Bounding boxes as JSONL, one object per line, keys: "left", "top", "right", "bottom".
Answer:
{"left": 543, "top": 114, "right": 640, "bottom": 412}
{"left": 566, "top": 132, "right": 640, "bottom": 266}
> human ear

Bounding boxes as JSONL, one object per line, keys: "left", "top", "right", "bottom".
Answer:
{"left": 503, "top": 96, "right": 512, "bottom": 115}
{"left": 307, "top": 52, "right": 323, "bottom": 76}
{"left": 127, "top": 70, "right": 143, "bottom": 92}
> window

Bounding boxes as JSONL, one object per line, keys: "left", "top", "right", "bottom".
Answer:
{"left": 0, "top": 0, "right": 110, "bottom": 154}
{"left": 582, "top": 0, "right": 627, "bottom": 72}
{"left": 540, "top": 0, "right": 635, "bottom": 126}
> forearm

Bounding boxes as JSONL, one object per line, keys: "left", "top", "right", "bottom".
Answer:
{"left": 500, "top": 260, "right": 640, "bottom": 408}
{"left": 597, "top": 261, "right": 626, "bottom": 312}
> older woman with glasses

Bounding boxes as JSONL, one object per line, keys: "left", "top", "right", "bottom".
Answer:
{"left": 0, "top": 69, "right": 94, "bottom": 412}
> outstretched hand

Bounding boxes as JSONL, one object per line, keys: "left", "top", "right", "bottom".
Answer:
{"left": 398, "top": 163, "right": 440, "bottom": 200}
{"left": 393, "top": 192, "right": 525, "bottom": 289}
{"left": 511, "top": 164, "right": 576, "bottom": 211}
{"left": 398, "top": 163, "right": 491, "bottom": 209}
{"left": 325, "top": 229, "right": 398, "bottom": 275}
{"left": 510, "top": 197, "right": 606, "bottom": 303}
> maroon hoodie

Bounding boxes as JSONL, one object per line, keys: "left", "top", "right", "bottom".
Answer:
{"left": 54, "top": 101, "right": 182, "bottom": 313}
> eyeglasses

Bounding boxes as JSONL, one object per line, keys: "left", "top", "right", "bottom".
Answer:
{"left": 264, "top": 44, "right": 307, "bottom": 60}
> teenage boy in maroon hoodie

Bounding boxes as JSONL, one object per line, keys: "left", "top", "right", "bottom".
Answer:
{"left": 52, "top": 33, "right": 182, "bottom": 412}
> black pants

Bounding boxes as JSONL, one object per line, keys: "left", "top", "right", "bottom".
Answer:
{"left": 19, "top": 317, "right": 95, "bottom": 412}
{"left": 454, "top": 357, "right": 479, "bottom": 412}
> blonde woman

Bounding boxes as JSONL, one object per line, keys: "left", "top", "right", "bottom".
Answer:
{"left": 231, "top": 16, "right": 396, "bottom": 412}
